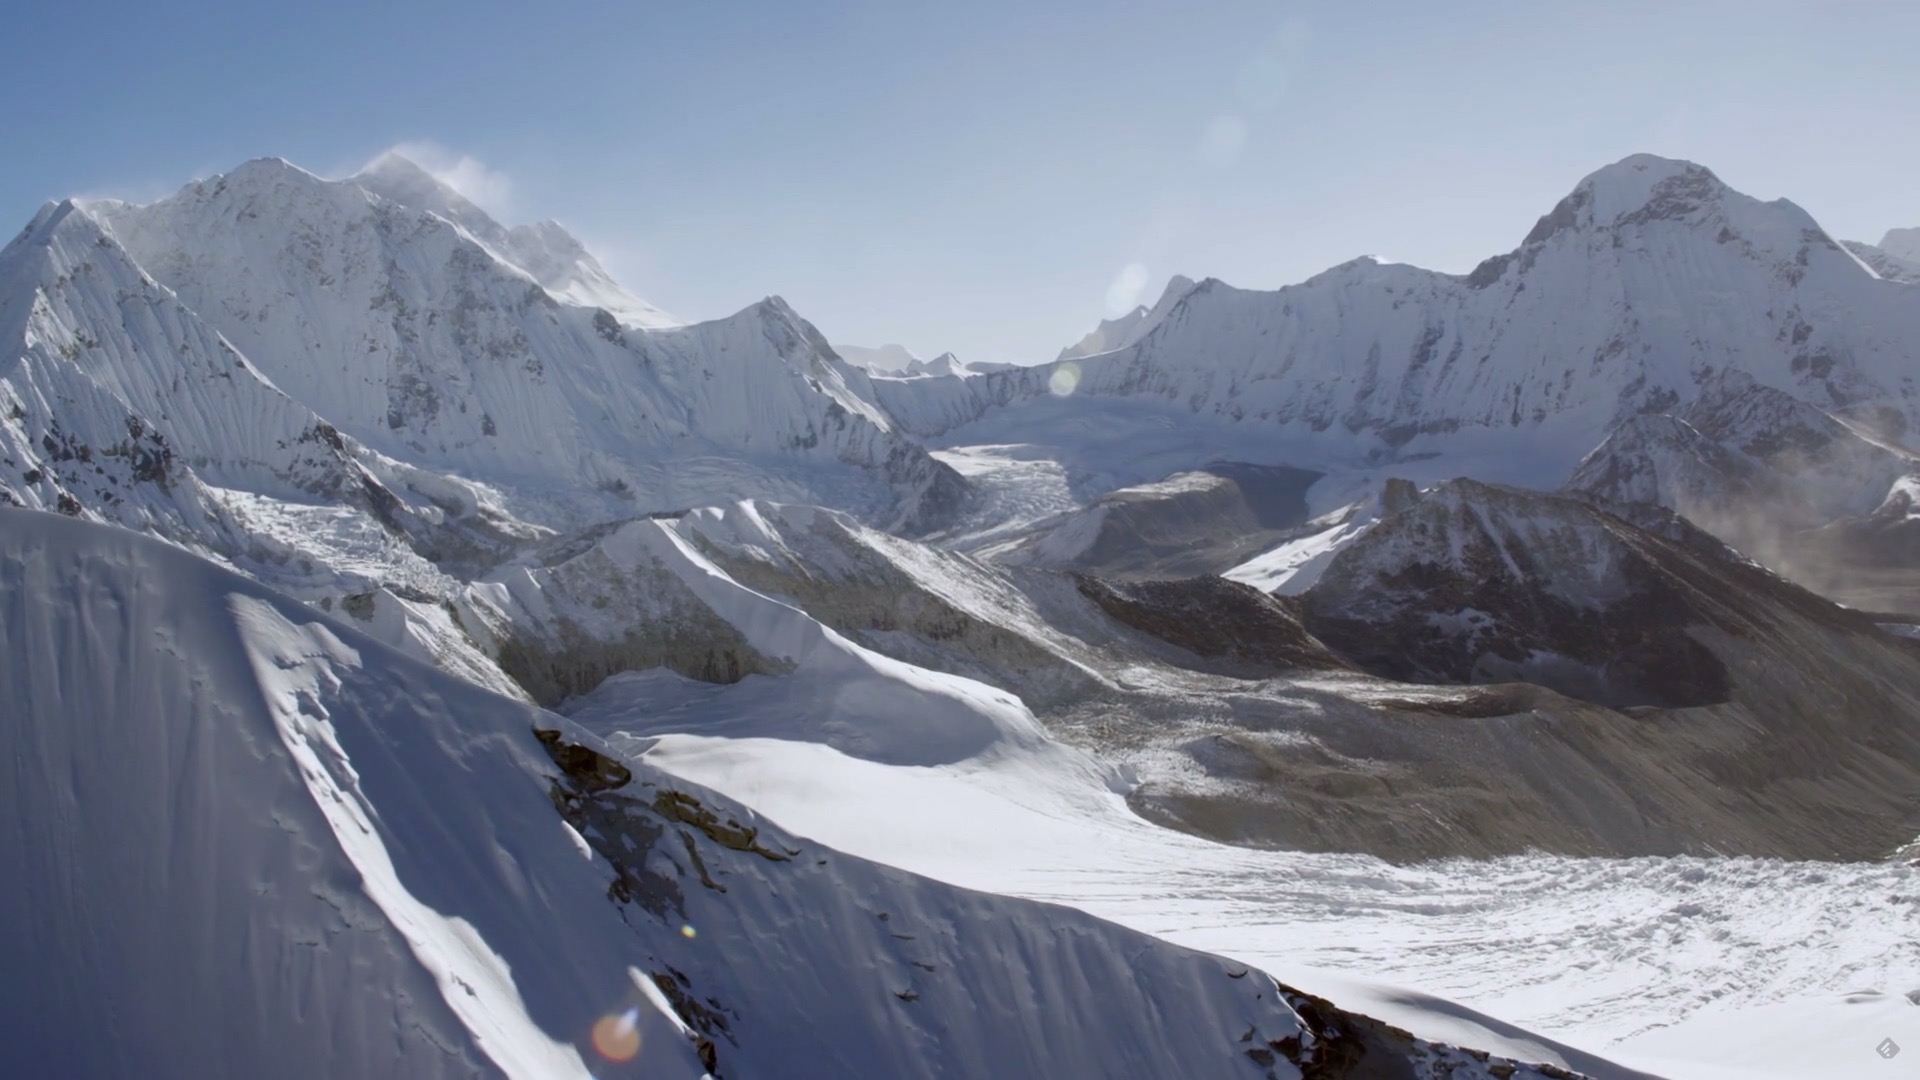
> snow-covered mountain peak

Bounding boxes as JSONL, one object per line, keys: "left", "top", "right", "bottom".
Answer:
{"left": 20, "top": 155, "right": 966, "bottom": 533}
{"left": 353, "top": 149, "right": 465, "bottom": 200}
{"left": 348, "top": 153, "right": 678, "bottom": 328}
{"left": 1573, "top": 153, "right": 1728, "bottom": 225}
{"left": 6, "top": 198, "right": 82, "bottom": 254}
{"left": 1467, "top": 153, "right": 1840, "bottom": 286}
{"left": 1057, "top": 272, "right": 1204, "bottom": 361}
{"left": 834, "top": 341, "right": 920, "bottom": 373}
{"left": 89, "top": 153, "right": 676, "bottom": 333}
{"left": 880, "top": 151, "right": 1919, "bottom": 490}
{"left": 352, "top": 150, "right": 479, "bottom": 217}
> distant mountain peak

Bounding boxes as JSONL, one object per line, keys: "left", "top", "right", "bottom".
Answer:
{"left": 349, "top": 151, "right": 493, "bottom": 224}
{"left": 834, "top": 342, "right": 920, "bottom": 373}
{"left": 1881, "top": 226, "right": 1920, "bottom": 263}
{"left": 1058, "top": 273, "right": 1202, "bottom": 362}
{"left": 354, "top": 148, "right": 439, "bottom": 184}
{"left": 1515, "top": 155, "right": 1728, "bottom": 249}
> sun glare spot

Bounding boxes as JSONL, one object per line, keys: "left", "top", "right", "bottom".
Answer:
{"left": 1104, "top": 262, "right": 1150, "bottom": 315}
{"left": 1049, "top": 362, "right": 1082, "bottom": 397}
{"left": 591, "top": 1007, "right": 643, "bottom": 1062}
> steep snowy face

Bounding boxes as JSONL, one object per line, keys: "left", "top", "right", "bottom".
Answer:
{"left": 0, "top": 200, "right": 387, "bottom": 538}
{"left": 82, "top": 158, "right": 963, "bottom": 532}
{"left": 887, "top": 155, "right": 1920, "bottom": 480}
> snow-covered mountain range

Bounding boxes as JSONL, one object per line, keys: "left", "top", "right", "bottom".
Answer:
{"left": 880, "top": 157, "right": 1919, "bottom": 487}
{"left": 3, "top": 156, "right": 965, "bottom": 560}
{"left": 6, "top": 149, "right": 1920, "bottom": 1080}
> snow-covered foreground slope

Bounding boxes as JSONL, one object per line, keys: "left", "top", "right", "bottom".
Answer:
{"left": 573, "top": 675, "right": 1920, "bottom": 1080}
{"left": 0, "top": 509, "right": 700, "bottom": 1079}
{"left": 3, "top": 509, "right": 1604, "bottom": 1079}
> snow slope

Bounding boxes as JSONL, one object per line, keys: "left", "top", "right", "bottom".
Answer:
{"left": 0, "top": 509, "right": 698, "bottom": 1079}
{"left": 463, "top": 511, "right": 1060, "bottom": 766}
{"left": 577, "top": 675, "right": 1920, "bottom": 1080}
{"left": 2, "top": 507, "right": 1599, "bottom": 1079}
{"left": 1224, "top": 493, "right": 1390, "bottom": 595}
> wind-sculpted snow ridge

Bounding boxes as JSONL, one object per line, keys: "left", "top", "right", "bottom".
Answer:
{"left": 1, "top": 509, "right": 1600, "bottom": 1080}
{"left": 880, "top": 155, "right": 1920, "bottom": 492}
{"left": 82, "top": 156, "right": 965, "bottom": 534}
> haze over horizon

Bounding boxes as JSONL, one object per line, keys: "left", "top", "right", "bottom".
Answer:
{"left": 7, "top": 0, "right": 1917, "bottom": 364}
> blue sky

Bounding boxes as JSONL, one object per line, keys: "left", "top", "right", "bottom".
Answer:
{"left": 6, "top": 0, "right": 1917, "bottom": 363}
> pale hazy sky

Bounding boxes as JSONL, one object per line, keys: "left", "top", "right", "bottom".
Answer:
{"left": 6, "top": 1, "right": 1916, "bottom": 363}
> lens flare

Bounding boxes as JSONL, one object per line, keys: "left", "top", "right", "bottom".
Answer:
{"left": 1104, "top": 263, "right": 1149, "bottom": 315}
{"left": 591, "top": 1007, "right": 642, "bottom": 1062}
{"left": 1049, "top": 362, "right": 1081, "bottom": 397}
{"left": 680, "top": 924, "right": 697, "bottom": 939}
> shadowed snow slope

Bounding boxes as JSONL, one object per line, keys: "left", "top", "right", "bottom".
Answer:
{"left": 2, "top": 510, "right": 1594, "bottom": 1079}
